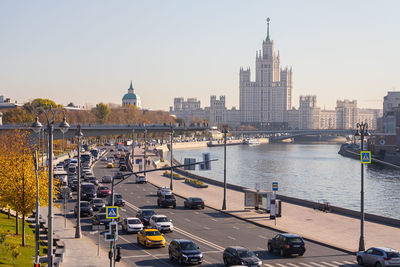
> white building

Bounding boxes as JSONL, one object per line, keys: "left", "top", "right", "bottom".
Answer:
{"left": 240, "top": 18, "right": 292, "bottom": 126}
{"left": 122, "top": 81, "right": 142, "bottom": 108}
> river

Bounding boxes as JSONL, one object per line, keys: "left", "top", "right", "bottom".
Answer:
{"left": 172, "top": 143, "right": 400, "bottom": 219}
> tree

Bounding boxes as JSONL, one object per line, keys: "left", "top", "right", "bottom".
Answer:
{"left": 0, "top": 130, "right": 56, "bottom": 246}
{"left": 93, "top": 102, "right": 110, "bottom": 123}
{"left": 29, "top": 98, "right": 60, "bottom": 109}
{"left": 2, "top": 107, "right": 35, "bottom": 124}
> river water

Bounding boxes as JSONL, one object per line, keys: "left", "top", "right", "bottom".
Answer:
{"left": 173, "top": 143, "right": 400, "bottom": 219}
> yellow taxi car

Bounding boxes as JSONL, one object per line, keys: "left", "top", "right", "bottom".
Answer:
{"left": 106, "top": 163, "right": 114, "bottom": 168}
{"left": 137, "top": 228, "right": 166, "bottom": 248}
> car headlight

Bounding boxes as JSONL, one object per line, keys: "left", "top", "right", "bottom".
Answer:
{"left": 181, "top": 254, "right": 188, "bottom": 258}
{"left": 196, "top": 253, "right": 203, "bottom": 258}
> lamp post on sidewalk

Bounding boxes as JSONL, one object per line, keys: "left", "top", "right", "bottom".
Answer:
{"left": 354, "top": 122, "right": 369, "bottom": 252}
{"left": 222, "top": 125, "right": 228, "bottom": 210}
{"left": 170, "top": 123, "right": 174, "bottom": 190}
{"left": 75, "top": 125, "right": 83, "bottom": 239}
{"left": 30, "top": 108, "right": 70, "bottom": 266}
{"left": 30, "top": 117, "right": 42, "bottom": 265}
{"left": 144, "top": 124, "right": 147, "bottom": 178}
{"left": 131, "top": 129, "right": 135, "bottom": 165}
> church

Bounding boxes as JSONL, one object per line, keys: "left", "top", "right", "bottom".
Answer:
{"left": 122, "top": 81, "right": 141, "bottom": 108}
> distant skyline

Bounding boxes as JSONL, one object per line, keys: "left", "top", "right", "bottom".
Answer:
{"left": 1, "top": 0, "right": 399, "bottom": 111}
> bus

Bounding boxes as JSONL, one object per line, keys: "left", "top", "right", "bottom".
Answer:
{"left": 54, "top": 170, "right": 68, "bottom": 186}
{"left": 90, "top": 148, "right": 99, "bottom": 161}
{"left": 81, "top": 152, "right": 92, "bottom": 166}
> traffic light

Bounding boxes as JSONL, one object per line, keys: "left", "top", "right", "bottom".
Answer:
{"left": 34, "top": 264, "right": 41, "bottom": 267}
{"left": 203, "top": 153, "right": 211, "bottom": 170}
{"left": 110, "top": 223, "right": 117, "bottom": 235}
{"left": 115, "top": 246, "right": 121, "bottom": 262}
{"left": 108, "top": 250, "right": 113, "bottom": 260}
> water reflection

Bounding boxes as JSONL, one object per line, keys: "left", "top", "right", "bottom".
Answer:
{"left": 173, "top": 143, "right": 400, "bottom": 219}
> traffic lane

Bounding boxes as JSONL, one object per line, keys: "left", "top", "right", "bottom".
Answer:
{"left": 113, "top": 178, "right": 355, "bottom": 264}
{"left": 93, "top": 155, "right": 356, "bottom": 264}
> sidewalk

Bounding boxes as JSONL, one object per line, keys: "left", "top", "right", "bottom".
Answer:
{"left": 140, "top": 147, "right": 400, "bottom": 253}
{"left": 40, "top": 206, "right": 128, "bottom": 267}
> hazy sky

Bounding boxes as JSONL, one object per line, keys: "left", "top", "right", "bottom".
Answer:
{"left": 1, "top": 0, "right": 399, "bottom": 111}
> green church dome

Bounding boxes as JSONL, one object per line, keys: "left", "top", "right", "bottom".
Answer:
{"left": 122, "top": 93, "right": 137, "bottom": 100}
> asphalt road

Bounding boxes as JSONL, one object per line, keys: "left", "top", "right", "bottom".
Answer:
{"left": 64, "top": 150, "right": 360, "bottom": 267}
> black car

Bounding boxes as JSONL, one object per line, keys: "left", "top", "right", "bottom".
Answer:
{"left": 136, "top": 209, "right": 156, "bottom": 226}
{"left": 114, "top": 172, "right": 124, "bottom": 179}
{"left": 169, "top": 239, "right": 203, "bottom": 265}
{"left": 222, "top": 246, "right": 262, "bottom": 266}
{"left": 107, "top": 193, "right": 125, "bottom": 206}
{"left": 184, "top": 197, "right": 204, "bottom": 209}
{"left": 81, "top": 182, "right": 97, "bottom": 201}
{"left": 157, "top": 193, "right": 176, "bottom": 208}
{"left": 267, "top": 233, "right": 305, "bottom": 257}
{"left": 74, "top": 201, "right": 93, "bottom": 217}
{"left": 119, "top": 164, "right": 127, "bottom": 171}
{"left": 90, "top": 198, "right": 105, "bottom": 211}
{"left": 86, "top": 177, "right": 99, "bottom": 186}
{"left": 92, "top": 213, "right": 112, "bottom": 228}
{"left": 70, "top": 179, "right": 78, "bottom": 192}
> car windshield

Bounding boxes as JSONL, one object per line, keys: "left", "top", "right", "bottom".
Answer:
{"left": 288, "top": 237, "right": 303, "bottom": 244}
{"left": 80, "top": 202, "right": 89, "bottom": 207}
{"left": 93, "top": 199, "right": 103, "bottom": 203}
{"left": 128, "top": 219, "right": 141, "bottom": 224}
{"left": 387, "top": 252, "right": 400, "bottom": 257}
{"left": 143, "top": 210, "right": 155, "bottom": 216}
{"left": 192, "top": 198, "right": 202, "bottom": 202}
{"left": 99, "top": 186, "right": 108, "bottom": 190}
{"left": 98, "top": 214, "right": 108, "bottom": 220}
{"left": 156, "top": 217, "right": 168, "bottom": 222}
{"left": 115, "top": 195, "right": 122, "bottom": 199}
{"left": 165, "top": 195, "right": 174, "bottom": 199}
{"left": 180, "top": 242, "right": 197, "bottom": 250}
{"left": 238, "top": 250, "right": 254, "bottom": 258}
{"left": 146, "top": 231, "right": 161, "bottom": 236}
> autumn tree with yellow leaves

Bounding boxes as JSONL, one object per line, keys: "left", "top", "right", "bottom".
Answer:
{"left": 0, "top": 130, "right": 58, "bottom": 246}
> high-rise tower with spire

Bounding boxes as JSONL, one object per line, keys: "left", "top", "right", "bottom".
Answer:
{"left": 240, "top": 18, "right": 292, "bottom": 125}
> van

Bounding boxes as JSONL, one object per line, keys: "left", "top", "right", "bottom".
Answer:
{"left": 81, "top": 182, "right": 97, "bottom": 201}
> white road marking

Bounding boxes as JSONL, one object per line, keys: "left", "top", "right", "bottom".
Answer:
{"left": 298, "top": 263, "right": 314, "bottom": 267}
{"left": 227, "top": 236, "right": 235, "bottom": 240}
{"left": 258, "top": 235, "right": 268, "bottom": 239}
{"left": 287, "top": 263, "right": 300, "bottom": 267}
{"left": 257, "top": 247, "right": 263, "bottom": 251}
{"left": 174, "top": 227, "right": 225, "bottom": 251}
{"left": 232, "top": 226, "right": 239, "bottom": 230}
{"left": 211, "top": 218, "right": 217, "bottom": 221}
{"left": 264, "top": 264, "right": 275, "bottom": 267}
{"left": 276, "top": 264, "right": 287, "bottom": 267}
{"left": 203, "top": 226, "right": 210, "bottom": 230}
{"left": 309, "top": 262, "right": 326, "bottom": 267}
{"left": 321, "top": 262, "right": 339, "bottom": 267}
{"left": 185, "top": 218, "right": 191, "bottom": 222}
{"left": 120, "top": 208, "right": 126, "bottom": 212}
{"left": 343, "top": 261, "right": 356, "bottom": 265}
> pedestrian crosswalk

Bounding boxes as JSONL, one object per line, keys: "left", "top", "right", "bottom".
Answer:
{"left": 263, "top": 260, "right": 358, "bottom": 267}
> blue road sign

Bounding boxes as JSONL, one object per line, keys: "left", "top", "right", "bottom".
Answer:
{"left": 106, "top": 206, "right": 119, "bottom": 219}
{"left": 135, "top": 159, "right": 142, "bottom": 165}
{"left": 360, "top": 151, "right": 371, "bottom": 164}
{"left": 272, "top": 182, "right": 278, "bottom": 191}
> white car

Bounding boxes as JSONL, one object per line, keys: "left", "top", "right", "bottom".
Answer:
{"left": 157, "top": 187, "right": 172, "bottom": 197}
{"left": 102, "top": 175, "right": 112, "bottom": 183}
{"left": 136, "top": 175, "right": 147, "bottom": 184}
{"left": 101, "top": 156, "right": 107, "bottom": 161}
{"left": 55, "top": 166, "right": 64, "bottom": 172}
{"left": 122, "top": 217, "right": 143, "bottom": 234}
{"left": 149, "top": 215, "right": 174, "bottom": 232}
{"left": 107, "top": 158, "right": 114, "bottom": 164}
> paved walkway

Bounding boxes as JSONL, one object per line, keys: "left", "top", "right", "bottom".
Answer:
{"left": 136, "top": 146, "right": 400, "bottom": 253}
{"left": 40, "top": 200, "right": 128, "bottom": 266}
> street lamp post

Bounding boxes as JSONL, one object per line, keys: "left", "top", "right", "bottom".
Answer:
{"left": 30, "top": 117, "right": 42, "bottom": 265}
{"left": 60, "top": 116, "right": 69, "bottom": 153}
{"left": 131, "top": 129, "right": 135, "bottom": 166}
{"left": 30, "top": 108, "right": 70, "bottom": 266}
{"left": 170, "top": 124, "right": 174, "bottom": 190}
{"left": 355, "top": 122, "right": 369, "bottom": 252}
{"left": 75, "top": 125, "right": 83, "bottom": 238}
{"left": 144, "top": 124, "right": 147, "bottom": 177}
{"left": 222, "top": 125, "right": 228, "bottom": 210}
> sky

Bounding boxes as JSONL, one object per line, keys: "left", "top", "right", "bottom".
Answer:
{"left": 1, "top": 0, "right": 399, "bottom": 111}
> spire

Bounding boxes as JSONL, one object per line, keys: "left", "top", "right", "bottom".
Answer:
{"left": 129, "top": 80, "right": 133, "bottom": 89}
{"left": 266, "top": 17, "right": 271, "bottom": 41}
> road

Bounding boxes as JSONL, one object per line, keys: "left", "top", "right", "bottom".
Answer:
{"left": 64, "top": 149, "right": 359, "bottom": 267}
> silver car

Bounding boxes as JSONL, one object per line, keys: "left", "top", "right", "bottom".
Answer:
{"left": 357, "top": 247, "right": 400, "bottom": 267}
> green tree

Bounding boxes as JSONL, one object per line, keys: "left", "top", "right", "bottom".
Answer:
{"left": 93, "top": 102, "right": 110, "bottom": 123}
{"left": 29, "top": 98, "right": 60, "bottom": 109}
{"left": 2, "top": 108, "right": 35, "bottom": 124}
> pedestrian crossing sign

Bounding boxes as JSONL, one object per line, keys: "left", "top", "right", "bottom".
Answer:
{"left": 106, "top": 206, "right": 119, "bottom": 219}
{"left": 360, "top": 151, "right": 371, "bottom": 164}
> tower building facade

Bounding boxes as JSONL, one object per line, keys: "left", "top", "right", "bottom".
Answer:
{"left": 240, "top": 18, "right": 292, "bottom": 126}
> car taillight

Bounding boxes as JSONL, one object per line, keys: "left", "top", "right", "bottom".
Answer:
{"left": 285, "top": 244, "right": 290, "bottom": 249}
{"left": 384, "top": 257, "right": 392, "bottom": 260}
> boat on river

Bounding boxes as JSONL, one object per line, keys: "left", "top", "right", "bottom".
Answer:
{"left": 243, "top": 139, "right": 260, "bottom": 145}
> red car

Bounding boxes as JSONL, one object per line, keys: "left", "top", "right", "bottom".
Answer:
{"left": 119, "top": 164, "right": 127, "bottom": 171}
{"left": 97, "top": 186, "right": 111, "bottom": 198}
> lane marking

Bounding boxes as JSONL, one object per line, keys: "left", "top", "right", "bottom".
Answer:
{"left": 232, "top": 226, "right": 239, "bottom": 230}
{"left": 276, "top": 264, "right": 287, "bottom": 267}
{"left": 227, "top": 236, "right": 236, "bottom": 240}
{"left": 343, "top": 261, "right": 356, "bottom": 265}
{"left": 264, "top": 264, "right": 275, "bottom": 267}
{"left": 203, "top": 226, "right": 210, "bottom": 230}
{"left": 211, "top": 218, "right": 217, "bottom": 222}
{"left": 185, "top": 218, "right": 191, "bottom": 222}
{"left": 174, "top": 227, "right": 225, "bottom": 251}
{"left": 321, "top": 262, "right": 339, "bottom": 267}
{"left": 309, "top": 262, "right": 326, "bottom": 267}
{"left": 287, "top": 263, "right": 300, "bottom": 267}
{"left": 258, "top": 235, "right": 268, "bottom": 239}
{"left": 257, "top": 247, "right": 263, "bottom": 251}
{"left": 298, "top": 263, "right": 314, "bottom": 267}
